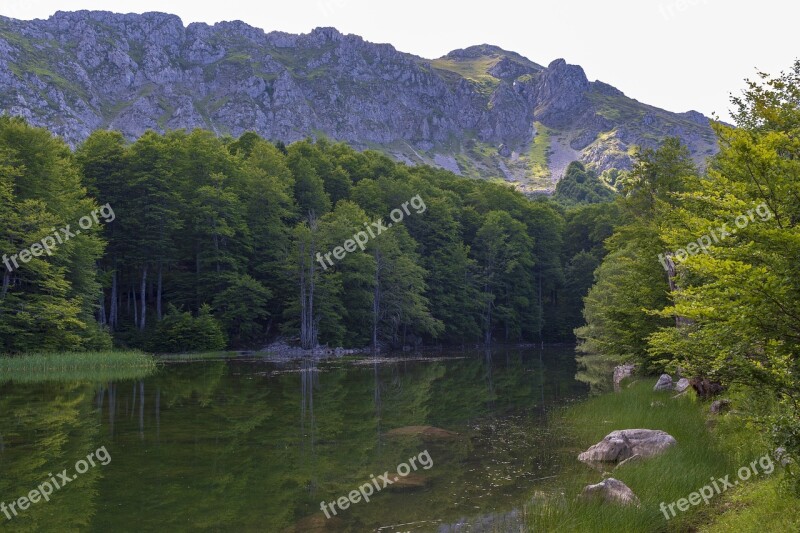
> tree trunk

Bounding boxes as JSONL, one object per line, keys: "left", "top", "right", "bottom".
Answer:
{"left": 157, "top": 262, "right": 163, "bottom": 321}
{"left": 308, "top": 223, "right": 317, "bottom": 349}
{"left": 99, "top": 287, "right": 107, "bottom": 327}
{"left": 140, "top": 264, "right": 148, "bottom": 331}
{"left": 372, "top": 250, "right": 382, "bottom": 353}
{"left": 299, "top": 216, "right": 320, "bottom": 350}
{"left": 663, "top": 253, "right": 693, "bottom": 328}
{"left": 299, "top": 240, "right": 308, "bottom": 349}
{"left": 1, "top": 270, "right": 9, "bottom": 301}
{"left": 132, "top": 285, "right": 138, "bottom": 330}
{"left": 110, "top": 269, "right": 118, "bottom": 330}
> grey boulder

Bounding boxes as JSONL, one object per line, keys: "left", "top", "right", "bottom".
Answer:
{"left": 580, "top": 478, "right": 640, "bottom": 507}
{"left": 578, "top": 429, "right": 677, "bottom": 464}
{"left": 674, "top": 378, "right": 691, "bottom": 393}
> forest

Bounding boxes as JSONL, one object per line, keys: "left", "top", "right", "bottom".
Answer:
{"left": 0, "top": 119, "right": 618, "bottom": 354}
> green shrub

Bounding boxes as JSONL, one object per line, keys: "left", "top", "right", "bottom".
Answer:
{"left": 146, "top": 304, "right": 226, "bottom": 353}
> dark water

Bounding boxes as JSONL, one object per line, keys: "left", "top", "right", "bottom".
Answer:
{"left": 0, "top": 347, "right": 588, "bottom": 532}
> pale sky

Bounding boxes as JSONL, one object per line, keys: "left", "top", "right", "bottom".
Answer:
{"left": 2, "top": 0, "right": 797, "bottom": 122}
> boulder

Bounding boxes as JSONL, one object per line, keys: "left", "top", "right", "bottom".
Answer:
{"left": 385, "top": 426, "right": 458, "bottom": 439}
{"left": 578, "top": 429, "right": 677, "bottom": 464}
{"left": 580, "top": 478, "right": 640, "bottom": 507}
{"left": 613, "top": 364, "right": 636, "bottom": 392}
{"left": 654, "top": 374, "right": 673, "bottom": 392}
{"left": 674, "top": 378, "right": 691, "bottom": 393}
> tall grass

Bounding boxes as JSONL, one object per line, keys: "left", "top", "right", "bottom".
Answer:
{"left": 0, "top": 350, "right": 157, "bottom": 383}
{"left": 522, "top": 380, "right": 778, "bottom": 532}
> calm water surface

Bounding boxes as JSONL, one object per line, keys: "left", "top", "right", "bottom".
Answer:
{"left": 0, "top": 347, "right": 589, "bottom": 532}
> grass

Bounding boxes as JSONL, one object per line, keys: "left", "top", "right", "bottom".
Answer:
{"left": 526, "top": 122, "right": 553, "bottom": 190}
{"left": 0, "top": 351, "right": 157, "bottom": 384}
{"left": 430, "top": 57, "right": 502, "bottom": 96}
{"left": 520, "top": 379, "right": 797, "bottom": 532}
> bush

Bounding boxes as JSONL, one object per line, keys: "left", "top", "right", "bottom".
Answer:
{"left": 146, "top": 304, "right": 226, "bottom": 353}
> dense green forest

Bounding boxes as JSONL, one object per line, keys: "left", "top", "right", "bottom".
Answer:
{"left": 0, "top": 120, "right": 617, "bottom": 353}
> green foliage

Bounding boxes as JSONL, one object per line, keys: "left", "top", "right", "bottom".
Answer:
{"left": 0, "top": 116, "right": 107, "bottom": 353}
{"left": 212, "top": 274, "right": 272, "bottom": 347}
{"left": 554, "top": 161, "right": 617, "bottom": 205}
{"left": 576, "top": 139, "right": 697, "bottom": 368}
{"left": 147, "top": 304, "right": 226, "bottom": 353}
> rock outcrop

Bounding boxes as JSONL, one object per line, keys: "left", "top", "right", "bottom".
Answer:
{"left": 0, "top": 11, "right": 718, "bottom": 191}
{"left": 613, "top": 364, "right": 636, "bottom": 391}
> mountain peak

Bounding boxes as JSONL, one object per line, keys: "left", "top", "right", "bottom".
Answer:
{"left": 0, "top": 11, "right": 717, "bottom": 193}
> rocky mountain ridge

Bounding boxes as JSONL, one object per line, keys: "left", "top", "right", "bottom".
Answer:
{"left": 0, "top": 10, "right": 718, "bottom": 192}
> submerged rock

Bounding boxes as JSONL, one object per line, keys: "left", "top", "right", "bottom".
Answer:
{"left": 578, "top": 429, "right": 677, "bottom": 464}
{"left": 580, "top": 477, "right": 640, "bottom": 507}
{"left": 385, "top": 426, "right": 458, "bottom": 439}
{"left": 387, "top": 473, "right": 429, "bottom": 491}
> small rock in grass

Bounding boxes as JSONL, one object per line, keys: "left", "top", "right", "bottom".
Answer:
{"left": 580, "top": 478, "right": 640, "bottom": 507}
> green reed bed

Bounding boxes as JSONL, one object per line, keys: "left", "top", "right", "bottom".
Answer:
{"left": 0, "top": 350, "right": 157, "bottom": 383}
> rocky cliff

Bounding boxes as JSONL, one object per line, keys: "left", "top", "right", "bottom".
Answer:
{"left": 0, "top": 11, "right": 718, "bottom": 192}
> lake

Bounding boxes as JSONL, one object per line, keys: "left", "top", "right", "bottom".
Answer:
{"left": 0, "top": 346, "right": 590, "bottom": 532}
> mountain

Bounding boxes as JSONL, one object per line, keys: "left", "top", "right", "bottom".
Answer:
{"left": 0, "top": 11, "right": 718, "bottom": 193}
